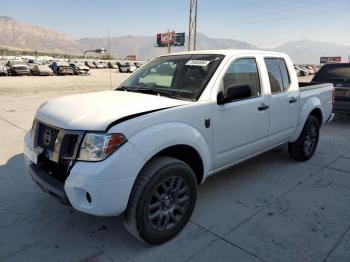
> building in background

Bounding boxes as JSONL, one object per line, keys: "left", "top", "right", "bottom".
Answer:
{"left": 126, "top": 55, "right": 136, "bottom": 61}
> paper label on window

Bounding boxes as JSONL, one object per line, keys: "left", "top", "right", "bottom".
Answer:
{"left": 185, "top": 60, "right": 211, "bottom": 67}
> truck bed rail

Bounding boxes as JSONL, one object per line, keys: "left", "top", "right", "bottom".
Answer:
{"left": 299, "top": 82, "right": 333, "bottom": 91}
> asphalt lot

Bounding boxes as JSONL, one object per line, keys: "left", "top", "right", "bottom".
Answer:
{"left": 0, "top": 70, "right": 350, "bottom": 262}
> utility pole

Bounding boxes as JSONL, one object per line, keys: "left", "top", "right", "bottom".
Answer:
{"left": 188, "top": 0, "right": 198, "bottom": 51}
{"left": 167, "top": 29, "right": 171, "bottom": 54}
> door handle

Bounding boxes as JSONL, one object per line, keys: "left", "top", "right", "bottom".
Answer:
{"left": 289, "top": 97, "right": 298, "bottom": 104}
{"left": 258, "top": 104, "right": 269, "bottom": 111}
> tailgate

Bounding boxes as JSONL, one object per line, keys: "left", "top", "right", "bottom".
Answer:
{"left": 335, "top": 85, "right": 350, "bottom": 101}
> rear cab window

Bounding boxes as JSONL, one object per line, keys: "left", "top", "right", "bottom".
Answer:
{"left": 264, "top": 58, "right": 290, "bottom": 94}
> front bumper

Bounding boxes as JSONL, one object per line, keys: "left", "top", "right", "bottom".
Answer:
{"left": 27, "top": 161, "right": 71, "bottom": 205}
{"left": 24, "top": 130, "right": 145, "bottom": 216}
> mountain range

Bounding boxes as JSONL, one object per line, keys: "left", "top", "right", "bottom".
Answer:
{"left": 1, "top": 16, "right": 349, "bottom": 64}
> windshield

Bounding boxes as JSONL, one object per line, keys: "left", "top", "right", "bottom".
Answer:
{"left": 116, "top": 54, "right": 224, "bottom": 101}
{"left": 10, "top": 61, "right": 25, "bottom": 65}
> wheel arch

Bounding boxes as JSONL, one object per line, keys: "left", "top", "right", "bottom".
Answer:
{"left": 289, "top": 97, "right": 323, "bottom": 142}
{"left": 309, "top": 108, "right": 323, "bottom": 125}
{"left": 151, "top": 144, "right": 204, "bottom": 185}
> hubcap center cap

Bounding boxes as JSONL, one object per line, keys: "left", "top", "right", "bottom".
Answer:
{"left": 163, "top": 194, "right": 174, "bottom": 209}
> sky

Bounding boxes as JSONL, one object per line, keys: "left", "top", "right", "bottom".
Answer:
{"left": 1, "top": 0, "right": 350, "bottom": 48}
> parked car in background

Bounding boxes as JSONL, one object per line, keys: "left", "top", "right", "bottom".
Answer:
{"left": 51, "top": 61, "right": 74, "bottom": 75}
{"left": 0, "top": 62, "right": 8, "bottom": 76}
{"left": 31, "top": 64, "right": 54, "bottom": 76}
{"left": 294, "top": 65, "right": 301, "bottom": 76}
{"left": 69, "top": 63, "right": 91, "bottom": 75}
{"left": 134, "top": 62, "right": 143, "bottom": 68}
{"left": 93, "top": 61, "right": 104, "bottom": 69}
{"left": 24, "top": 50, "right": 334, "bottom": 245}
{"left": 85, "top": 61, "right": 96, "bottom": 69}
{"left": 127, "top": 62, "right": 137, "bottom": 73}
{"left": 117, "top": 62, "right": 130, "bottom": 73}
{"left": 295, "top": 66, "right": 309, "bottom": 76}
{"left": 27, "top": 59, "right": 41, "bottom": 66}
{"left": 303, "top": 66, "right": 314, "bottom": 75}
{"left": 306, "top": 66, "right": 315, "bottom": 75}
{"left": 310, "top": 65, "right": 320, "bottom": 73}
{"left": 108, "top": 62, "right": 118, "bottom": 69}
{"left": 6, "top": 60, "right": 31, "bottom": 76}
{"left": 313, "top": 63, "right": 350, "bottom": 115}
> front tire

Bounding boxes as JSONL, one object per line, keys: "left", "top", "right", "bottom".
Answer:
{"left": 288, "top": 115, "right": 320, "bottom": 161}
{"left": 124, "top": 156, "right": 197, "bottom": 245}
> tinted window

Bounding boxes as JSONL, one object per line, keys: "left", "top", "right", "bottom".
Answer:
{"left": 265, "top": 58, "right": 290, "bottom": 93}
{"left": 223, "top": 58, "right": 261, "bottom": 98}
{"left": 278, "top": 59, "right": 290, "bottom": 89}
{"left": 313, "top": 64, "right": 350, "bottom": 86}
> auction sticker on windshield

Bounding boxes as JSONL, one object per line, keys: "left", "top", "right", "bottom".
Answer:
{"left": 186, "top": 60, "right": 211, "bottom": 67}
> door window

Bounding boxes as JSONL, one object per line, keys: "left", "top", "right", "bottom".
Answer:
{"left": 265, "top": 58, "right": 290, "bottom": 93}
{"left": 223, "top": 58, "right": 261, "bottom": 98}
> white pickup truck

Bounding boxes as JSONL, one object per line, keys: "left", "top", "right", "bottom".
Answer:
{"left": 24, "top": 50, "right": 334, "bottom": 244}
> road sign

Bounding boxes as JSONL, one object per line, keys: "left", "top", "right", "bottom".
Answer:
{"left": 320, "top": 56, "right": 341, "bottom": 64}
{"left": 156, "top": 32, "right": 185, "bottom": 47}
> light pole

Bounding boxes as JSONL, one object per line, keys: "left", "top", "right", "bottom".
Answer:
{"left": 167, "top": 29, "right": 171, "bottom": 54}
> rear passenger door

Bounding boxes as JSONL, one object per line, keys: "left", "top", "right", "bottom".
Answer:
{"left": 265, "top": 58, "right": 299, "bottom": 146}
{"left": 212, "top": 57, "right": 270, "bottom": 170}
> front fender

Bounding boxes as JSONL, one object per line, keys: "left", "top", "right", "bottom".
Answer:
{"left": 289, "top": 96, "right": 322, "bottom": 142}
{"left": 128, "top": 122, "right": 211, "bottom": 182}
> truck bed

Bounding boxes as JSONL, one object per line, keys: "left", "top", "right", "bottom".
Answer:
{"left": 298, "top": 82, "right": 333, "bottom": 125}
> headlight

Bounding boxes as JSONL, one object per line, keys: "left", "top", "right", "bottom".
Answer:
{"left": 78, "top": 133, "right": 127, "bottom": 161}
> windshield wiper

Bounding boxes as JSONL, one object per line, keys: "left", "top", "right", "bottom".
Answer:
{"left": 135, "top": 88, "right": 177, "bottom": 98}
{"left": 116, "top": 86, "right": 195, "bottom": 101}
{"left": 117, "top": 86, "right": 172, "bottom": 97}
{"left": 116, "top": 86, "right": 134, "bottom": 91}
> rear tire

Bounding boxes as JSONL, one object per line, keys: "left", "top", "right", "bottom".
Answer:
{"left": 124, "top": 156, "right": 197, "bottom": 245}
{"left": 288, "top": 115, "right": 320, "bottom": 161}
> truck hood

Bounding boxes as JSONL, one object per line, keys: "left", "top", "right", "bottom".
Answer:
{"left": 35, "top": 91, "right": 190, "bottom": 130}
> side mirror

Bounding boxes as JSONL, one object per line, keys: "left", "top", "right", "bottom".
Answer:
{"left": 217, "top": 91, "right": 225, "bottom": 105}
{"left": 217, "top": 84, "right": 252, "bottom": 105}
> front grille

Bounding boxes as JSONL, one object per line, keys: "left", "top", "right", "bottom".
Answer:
{"left": 38, "top": 123, "right": 59, "bottom": 151}
{"left": 33, "top": 121, "right": 83, "bottom": 181}
{"left": 15, "top": 67, "right": 28, "bottom": 70}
